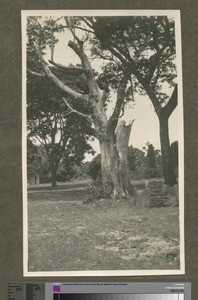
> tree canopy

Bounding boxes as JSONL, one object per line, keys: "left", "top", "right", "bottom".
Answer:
{"left": 84, "top": 15, "right": 178, "bottom": 185}
{"left": 26, "top": 14, "right": 179, "bottom": 192}
{"left": 27, "top": 38, "right": 95, "bottom": 186}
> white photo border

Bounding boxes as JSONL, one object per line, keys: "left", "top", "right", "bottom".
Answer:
{"left": 22, "top": 9, "right": 185, "bottom": 277}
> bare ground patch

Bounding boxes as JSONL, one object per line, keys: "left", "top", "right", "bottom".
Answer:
{"left": 28, "top": 189, "right": 180, "bottom": 272}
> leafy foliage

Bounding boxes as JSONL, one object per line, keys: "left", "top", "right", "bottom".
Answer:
{"left": 85, "top": 154, "right": 113, "bottom": 200}
{"left": 27, "top": 43, "right": 95, "bottom": 185}
{"left": 84, "top": 177, "right": 113, "bottom": 202}
{"left": 84, "top": 15, "right": 177, "bottom": 186}
{"left": 128, "top": 144, "right": 162, "bottom": 180}
{"left": 27, "top": 142, "right": 49, "bottom": 183}
{"left": 86, "top": 154, "right": 101, "bottom": 180}
{"left": 86, "top": 144, "right": 163, "bottom": 183}
{"left": 89, "top": 15, "right": 176, "bottom": 104}
{"left": 26, "top": 15, "right": 178, "bottom": 190}
{"left": 127, "top": 146, "right": 145, "bottom": 172}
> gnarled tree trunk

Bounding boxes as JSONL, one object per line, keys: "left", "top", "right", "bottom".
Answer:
{"left": 51, "top": 168, "right": 57, "bottom": 187}
{"left": 33, "top": 24, "right": 133, "bottom": 198}
{"left": 159, "top": 115, "right": 177, "bottom": 186}
{"left": 50, "top": 160, "right": 59, "bottom": 187}
{"left": 99, "top": 120, "right": 133, "bottom": 198}
{"left": 115, "top": 120, "right": 134, "bottom": 196}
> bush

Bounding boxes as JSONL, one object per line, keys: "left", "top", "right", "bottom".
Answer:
{"left": 86, "top": 154, "right": 101, "bottom": 180}
{"left": 84, "top": 177, "right": 113, "bottom": 203}
{"left": 56, "top": 166, "right": 75, "bottom": 182}
{"left": 140, "top": 166, "right": 162, "bottom": 179}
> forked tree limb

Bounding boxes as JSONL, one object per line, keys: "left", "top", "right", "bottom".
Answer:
{"left": 162, "top": 84, "right": 178, "bottom": 118}
{"left": 29, "top": 39, "right": 90, "bottom": 102}
{"left": 44, "top": 65, "right": 89, "bottom": 101}
{"left": 62, "top": 97, "right": 93, "bottom": 122}
{"left": 80, "top": 17, "right": 94, "bottom": 29}
{"left": 65, "top": 17, "right": 81, "bottom": 44}
{"left": 108, "top": 73, "right": 130, "bottom": 132}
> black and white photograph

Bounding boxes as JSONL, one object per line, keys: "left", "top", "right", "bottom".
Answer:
{"left": 22, "top": 10, "right": 184, "bottom": 276}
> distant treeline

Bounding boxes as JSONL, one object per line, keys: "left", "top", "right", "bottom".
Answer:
{"left": 27, "top": 141, "right": 178, "bottom": 185}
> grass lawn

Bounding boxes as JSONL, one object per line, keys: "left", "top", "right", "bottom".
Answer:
{"left": 27, "top": 181, "right": 180, "bottom": 272}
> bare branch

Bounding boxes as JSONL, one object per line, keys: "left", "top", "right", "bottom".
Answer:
{"left": 44, "top": 64, "right": 89, "bottom": 101}
{"left": 53, "top": 16, "right": 63, "bottom": 24}
{"left": 68, "top": 40, "right": 81, "bottom": 58}
{"left": 108, "top": 74, "right": 130, "bottom": 132}
{"left": 65, "top": 17, "right": 81, "bottom": 43}
{"left": 151, "top": 64, "right": 161, "bottom": 88}
{"left": 32, "top": 42, "right": 48, "bottom": 67}
{"left": 129, "top": 119, "right": 135, "bottom": 126}
{"left": 146, "top": 45, "right": 167, "bottom": 83}
{"left": 68, "top": 40, "right": 100, "bottom": 97}
{"left": 62, "top": 97, "right": 93, "bottom": 122}
{"left": 50, "top": 34, "right": 55, "bottom": 61}
{"left": 27, "top": 68, "right": 46, "bottom": 78}
{"left": 108, "top": 45, "right": 127, "bottom": 65}
{"left": 63, "top": 111, "right": 74, "bottom": 117}
{"left": 92, "top": 47, "right": 116, "bottom": 62}
{"left": 119, "top": 107, "right": 124, "bottom": 119}
{"left": 48, "top": 59, "right": 90, "bottom": 75}
{"left": 139, "top": 77, "right": 162, "bottom": 115}
{"left": 30, "top": 23, "right": 91, "bottom": 102}
{"left": 34, "top": 135, "right": 45, "bottom": 146}
{"left": 30, "top": 17, "right": 43, "bottom": 30}
{"left": 81, "top": 17, "right": 94, "bottom": 29}
{"left": 68, "top": 40, "right": 92, "bottom": 73}
{"left": 111, "top": 41, "right": 131, "bottom": 62}
{"left": 74, "top": 26, "right": 94, "bottom": 34}
{"left": 121, "top": 32, "right": 132, "bottom": 62}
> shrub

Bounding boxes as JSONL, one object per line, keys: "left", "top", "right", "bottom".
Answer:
{"left": 86, "top": 154, "right": 101, "bottom": 180}
{"left": 84, "top": 177, "right": 113, "bottom": 203}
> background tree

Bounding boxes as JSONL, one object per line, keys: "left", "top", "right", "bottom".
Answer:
{"left": 147, "top": 143, "right": 157, "bottom": 169}
{"left": 86, "top": 154, "right": 101, "bottom": 181}
{"left": 27, "top": 140, "right": 49, "bottom": 184}
{"left": 27, "top": 138, "right": 40, "bottom": 183}
{"left": 86, "top": 16, "right": 178, "bottom": 186}
{"left": 127, "top": 146, "right": 144, "bottom": 172}
{"left": 27, "top": 51, "right": 94, "bottom": 186}
{"left": 26, "top": 16, "right": 135, "bottom": 197}
{"left": 127, "top": 144, "right": 162, "bottom": 180}
{"left": 143, "top": 143, "right": 162, "bottom": 179}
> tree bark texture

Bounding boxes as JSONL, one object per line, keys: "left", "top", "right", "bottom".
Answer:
{"left": 159, "top": 115, "right": 177, "bottom": 186}
{"left": 51, "top": 167, "right": 57, "bottom": 187}
{"left": 51, "top": 161, "right": 59, "bottom": 187}
{"left": 34, "top": 31, "right": 133, "bottom": 197}
{"left": 99, "top": 120, "right": 133, "bottom": 197}
{"left": 115, "top": 120, "right": 133, "bottom": 195}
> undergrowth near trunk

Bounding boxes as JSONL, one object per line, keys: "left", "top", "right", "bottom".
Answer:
{"left": 84, "top": 177, "right": 113, "bottom": 202}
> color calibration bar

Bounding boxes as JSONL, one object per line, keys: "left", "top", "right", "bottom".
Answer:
{"left": 8, "top": 283, "right": 188, "bottom": 300}
{"left": 50, "top": 283, "right": 186, "bottom": 300}
{"left": 53, "top": 294, "right": 183, "bottom": 300}
{"left": 8, "top": 283, "right": 44, "bottom": 300}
